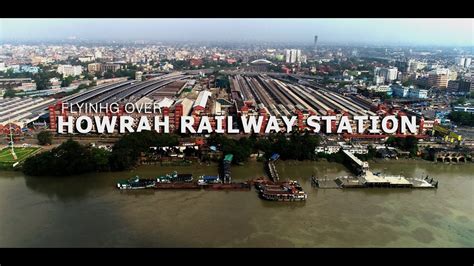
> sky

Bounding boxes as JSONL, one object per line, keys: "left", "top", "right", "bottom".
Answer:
{"left": 0, "top": 18, "right": 472, "bottom": 46}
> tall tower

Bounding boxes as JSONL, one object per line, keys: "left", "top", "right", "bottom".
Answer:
{"left": 314, "top": 35, "right": 318, "bottom": 53}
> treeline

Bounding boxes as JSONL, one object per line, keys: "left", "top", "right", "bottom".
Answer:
{"left": 23, "top": 139, "right": 111, "bottom": 176}
{"left": 448, "top": 111, "right": 474, "bottom": 127}
{"left": 207, "top": 132, "right": 322, "bottom": 163}
{"left": 386, "top": 136, "right": 419, "bottom": 157}
{"left": 23, "top": 131, "right": 180, "bottom": 176}
{"left": 109, "top": 131, "right": 179, "bottom": 171}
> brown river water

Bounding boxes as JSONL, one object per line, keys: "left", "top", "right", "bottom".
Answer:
{"left": 0, "top": 160, "right": 473, "bottom": 247}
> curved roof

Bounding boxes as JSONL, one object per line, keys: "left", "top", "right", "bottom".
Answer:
{"left": 250, "top": 59, "right": 273, "bottom": 65}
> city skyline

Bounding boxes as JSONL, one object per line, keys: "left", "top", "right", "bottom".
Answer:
{"left": 1, "top": 18, "right": 473, "bottom": 46}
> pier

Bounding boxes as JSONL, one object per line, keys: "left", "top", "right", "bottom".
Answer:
{"left": 312, "top": 172, "right": 438, "bottom": 189}
{"left": 313, "top": 150, "right": 438, "bottom": 189}
{"left": 222, "top": 154, "right": 233, "bottom": 183}
{"left": 266, "top": 153, "right": 280, "bottom": 182}
{"left": 342, "top": 149, "right": 369, "bottom": 175}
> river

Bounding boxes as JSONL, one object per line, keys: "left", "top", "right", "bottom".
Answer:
{"left": 0, "top": 160, "right": 472, "bottom": 247}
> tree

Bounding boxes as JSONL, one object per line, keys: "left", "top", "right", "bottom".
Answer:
{"left": 37, "top": 131, "right": 53, "bottom": 145}
{"left": 3, "top": 88, "right": 16, "bottom": 98}
{"left": 448, "top": 111, "right": 474, "bottom": 127}
{"left": 23, "top": 139, "right": 111, "bottom": 176}
{"left": 61, "top": 76, "right": 74, "bottom": 87}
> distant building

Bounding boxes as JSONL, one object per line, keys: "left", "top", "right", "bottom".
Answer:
{"left": 78, "top": 56, "right": 94, "bottom": 63}
{"left": 407, "top": 88, "right": 428, "bottom": 99}
{"left": 17, "top": 65, "right": 39, "bottom": 74}
{"left": 374, "top": 67, "right": 398, "bottom": 83}
{"left": 57, "top": 65, "right": 82, "bottom": 77}
{"left": 465, "top": 58, "right": 472, "bottom": 68}
{"left": 87, "top": 63, "right": 102, "bottom": 73}
{"left": 190, "top": 58, "right": 203, "bottom": 67}
{"left": 395, "top": 60, "right": 409, "bottom": 72}
{"left": 247, "top": 59, "right": 274, "bottom": 72}
{"left": 314, "top": 35, "right": 318, "bottom": 53}
{"left": 367, "top": 85, "right": 392, "bottom": 95}
{"left": 285, "top": 49, "right": 302, "bottom": 64}
{"left": 135, "top": 71, "right": 143, "bottom": 81}
{"left": 102, "top": 63, "right": 121, "bottom": 73}
{"left": 453, "top": 106, "right": 474, "bottom": 113}
{"left": 373, "top": 75, "right": 385, "bottom": 85}
{"left": 456, "top": 57, "right": 471, "bottom": 68}
{"left": 408, "top": 60, "right": 427, "bottom": 72}
{"left": 429, "top": 73, "right": 448, "bottom": 88}
{"left": 391, "top": 84, "right": 409, "bottom": 97}
{"left": 455, "top": 57, "right": 466, "bottom": 67}
{"left": 449, "top": 79, "right": 472, "bottom": 93}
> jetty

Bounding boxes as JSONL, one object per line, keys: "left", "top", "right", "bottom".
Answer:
{"left": 312, "top": 150, "right": 438, "bottom": 189}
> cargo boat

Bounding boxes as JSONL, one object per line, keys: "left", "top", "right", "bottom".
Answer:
{"left": 155, "top": 182, "right": 201, "bottom": 189}
{"left": 117, "top": 176, "right": 156, "bottom": 190}
{"left": 258, "top": 180, "right": 307, "bottom": 201}
{"left": 156, "top": 171, "right": 193, "bottom": 183}
{"left": 203, "top": 182, "right": 251, "bottom": 191}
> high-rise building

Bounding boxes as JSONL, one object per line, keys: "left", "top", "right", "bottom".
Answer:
{"left": 428, "top": 73, "right": 449, "bottom": 89}
{"left": 285, "top": 49, "right": 302, "bottom": 64}
{"left": 374, "top": 67, "right": 398, "bottom": 84}
{"left": 314, "top": 35, "right": 318, "bottom": 53}
{"left": 455, "top": 57, "right": 472, "bottom": 68}
{"left": 456, "top": 57, "right": 466, "bottom": 67}
{"left": 465, "top": 58, "right": 472, "bottom": 68}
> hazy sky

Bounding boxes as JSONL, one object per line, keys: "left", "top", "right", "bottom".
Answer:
{"left": 1, "top": 19, "right": 472, "bottom": 46}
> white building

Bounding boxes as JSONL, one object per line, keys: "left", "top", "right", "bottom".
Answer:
{"left": 465, "top": 58, "right": 472, "bottom": 68}
{"left": 456, "top": 57, "right": 466, "bottom": 67}
{"left": 367, "top": 85, "right": 391, "bottom": 94}
{"left": 285, "top": 49, "right": 302, "bottom": 64}
{"left": 135, "top": 71, "right": 143, "bottom": 81}
{"left": 373, "top": 75, "right": 385, "bottom": 85}
{"left": 374, "top": 67, "right": 398, "bottom": 83}
{"left": 408, "top": 88, "right": 428, "bottom": 99}
{"left": 57, "top": 65, "right": 83, "bottom": 77}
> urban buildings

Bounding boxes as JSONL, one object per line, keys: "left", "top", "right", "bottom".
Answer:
{"left": 429, "top": 73, "right": 449, "bottom": 89}
{"left": 455, "top": 57, "right": 472, "bottom": 68}
{"left": 87, "top": 63, "right": 102, "bottom": 73}
{"left": 102, "top": 63, "right": 121, "bottom": 72}
{"left": 57, "top": 65, "right": 83, "bottom": 77}
{"left": 314, "top": 35, "right": 318, "bottom": 53}
{"left": 374, "top": 67, "right": 398, "bottom": 84}
{"left": 285, "top": 49, "right": 302, "bottom": 64}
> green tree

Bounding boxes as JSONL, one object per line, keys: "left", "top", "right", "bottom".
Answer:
{"left": 61, "top": 76, "right": 74, "bottom": 87}
{"left": 448, "top": 111, "right": 474, "bottom": 127}
{"left": 23, "top": 139, "right": 111, "bottom": 176}
{"left": 3, "top": 88, "right": 16, "bottom": 98}
{"left": 37, "top": 131, "right": 53, "bottom": 145}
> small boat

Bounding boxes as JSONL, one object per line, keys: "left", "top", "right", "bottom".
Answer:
{"left": 117, "top": 176, "right": 156, "bottom": 190}
{"left": 197, "top": 175, "right": 221, "bottom": 185}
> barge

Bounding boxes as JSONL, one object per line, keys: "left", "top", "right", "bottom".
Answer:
{"left": 258, "top": 180, "right": 307, "bottom": 202}
{"left": 312, "top": 172, "right": 438, "bottom": 189}
{"left": 203, "top": 182, "right": 251, "bottom": 190}
{"left": 155, "top": 182, "right": 201, "bottom": 189}
{"left": 117, "top": 176, "right": 156, "bottom": 190}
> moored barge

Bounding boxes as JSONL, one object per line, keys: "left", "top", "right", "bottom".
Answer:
{"left": 258, "top": 180, "right": 307, "bottom": 201}
{"left": 203, "top": 182, "right": 251, "bottom": 191}
{"left": 155, "top": 182, "right": 201, "bottom": 189}
{"left": 117, "top": 176, "right": 156, "bottom": 190}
